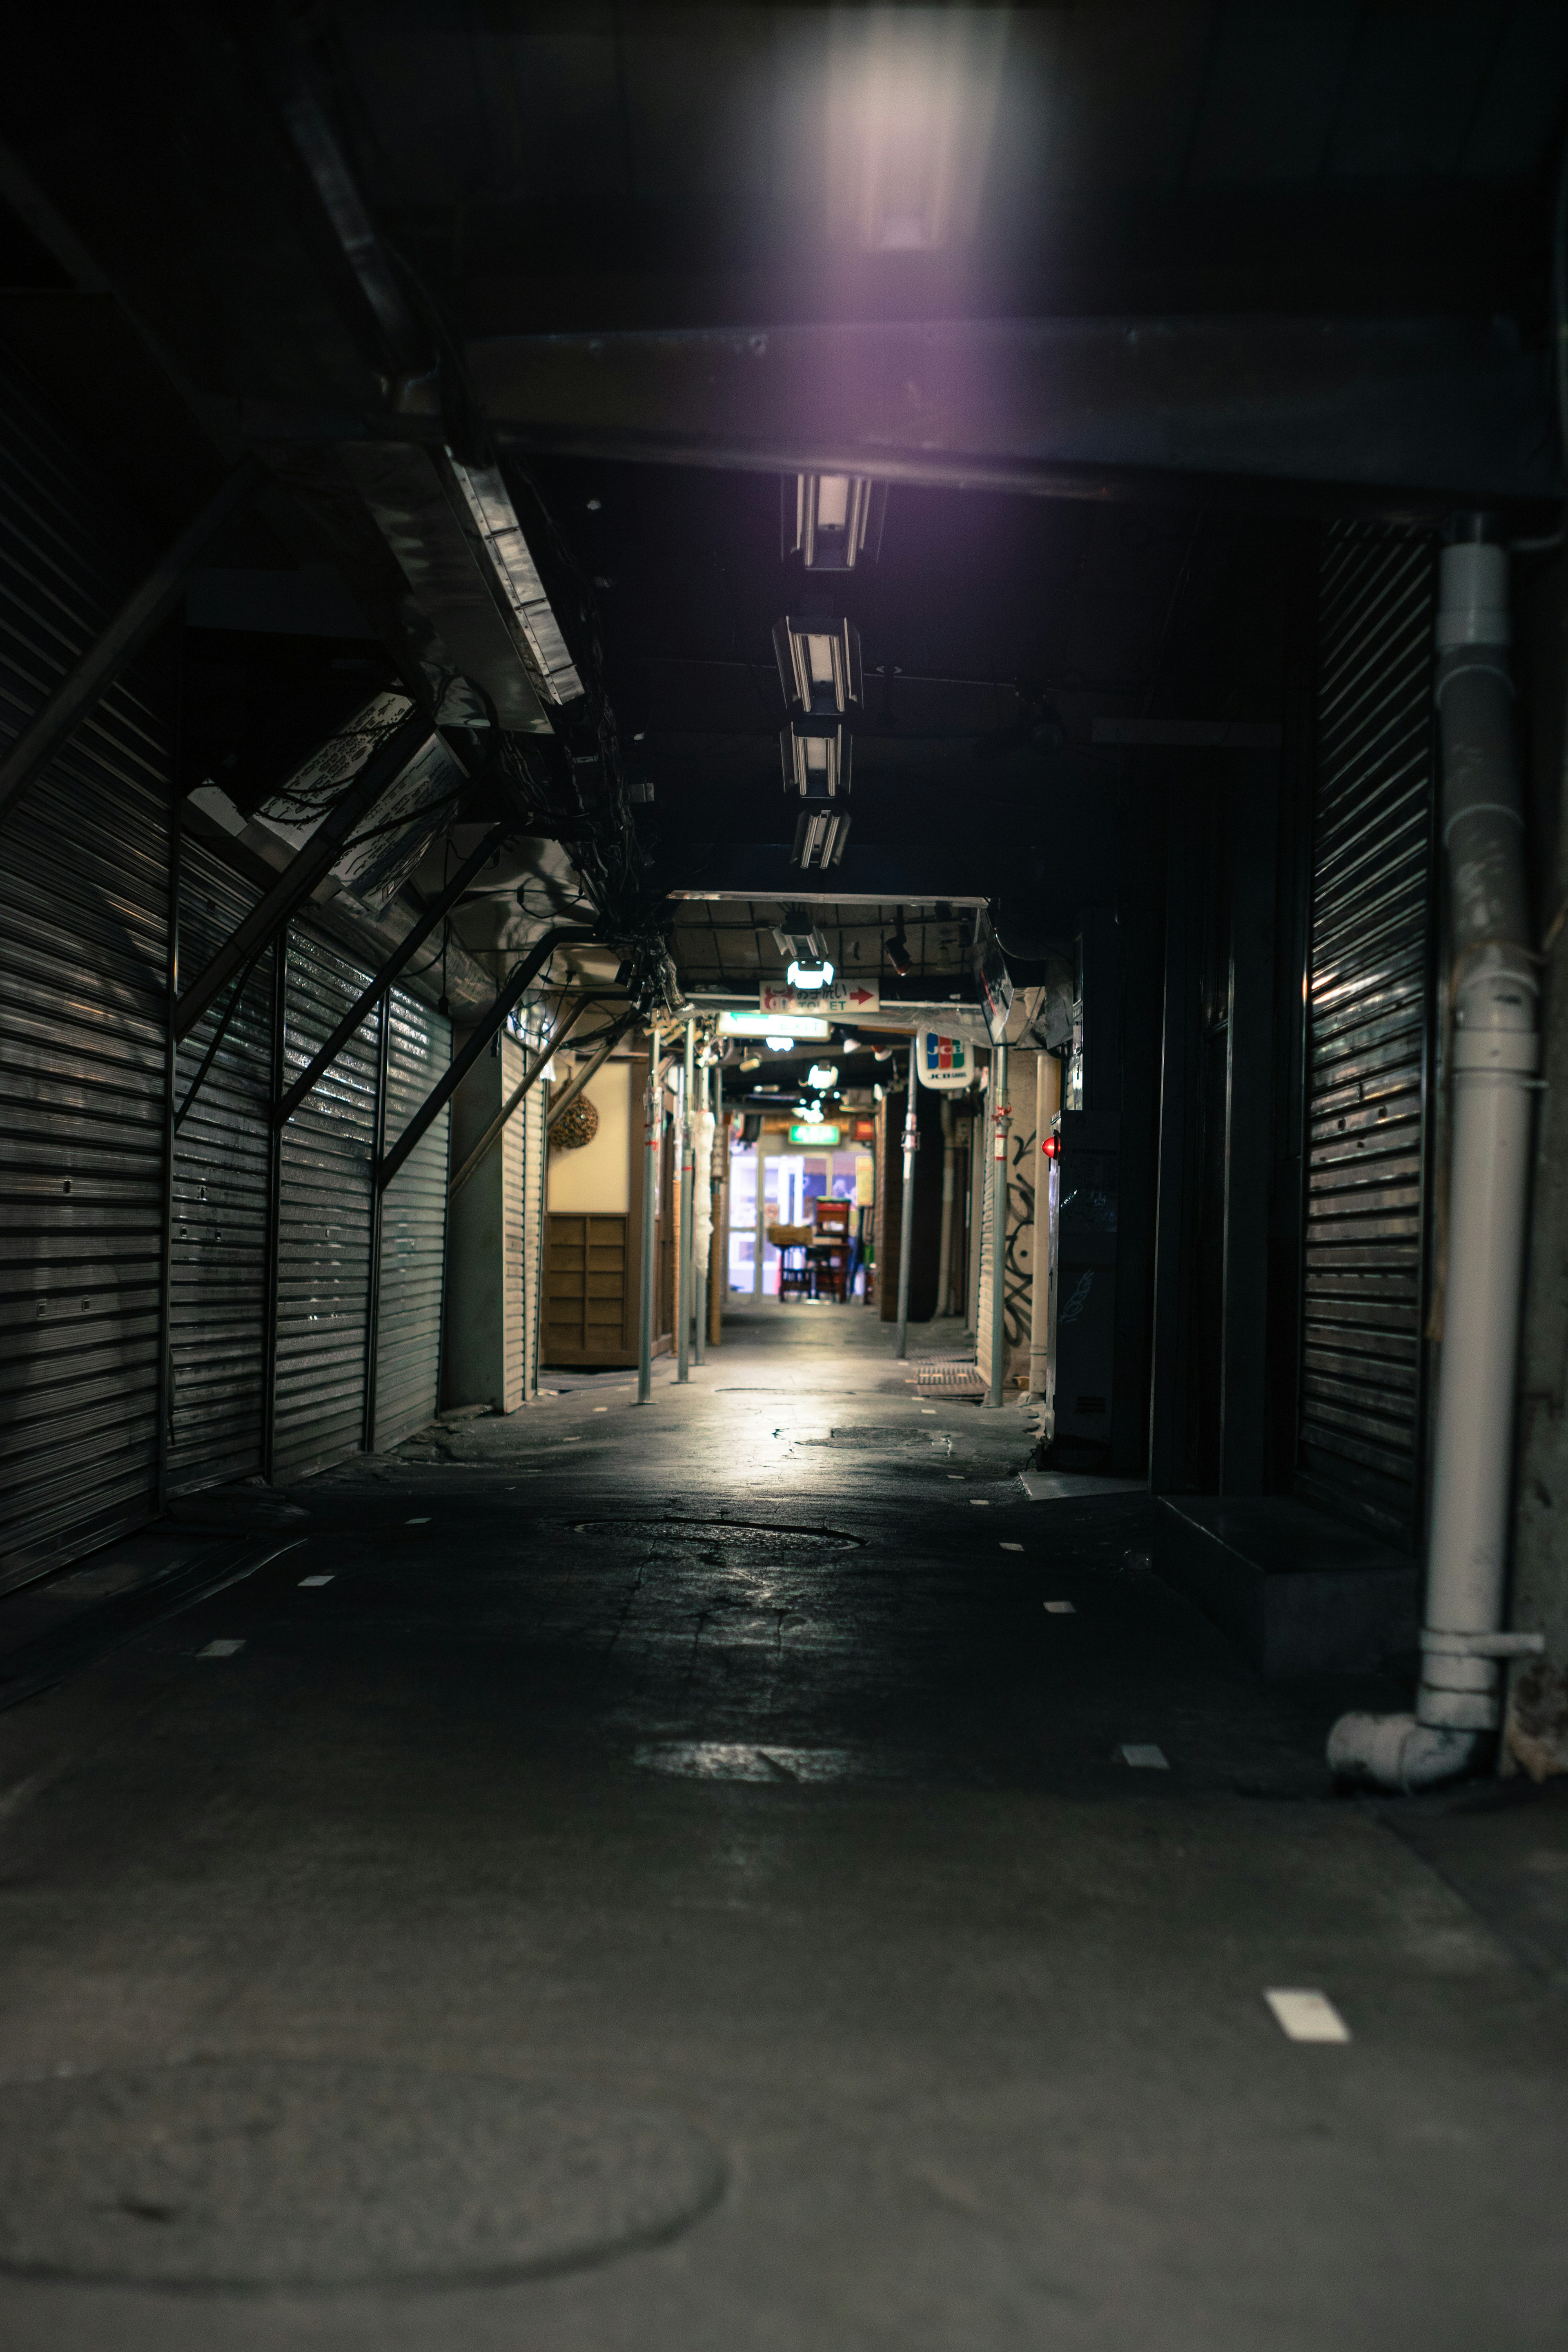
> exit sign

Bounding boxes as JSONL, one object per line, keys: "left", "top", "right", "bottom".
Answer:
{"left": 789, "top": 1121, "right": 841, "bottom": 1145}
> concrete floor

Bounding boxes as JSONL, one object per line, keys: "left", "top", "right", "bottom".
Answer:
{"left": 0, "top": 1300, "right": 1566, "bottom": 2347}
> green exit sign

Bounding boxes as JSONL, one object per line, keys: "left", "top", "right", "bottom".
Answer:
{"left": 789, "top": 1121, "right": 842, "bottom": 1145}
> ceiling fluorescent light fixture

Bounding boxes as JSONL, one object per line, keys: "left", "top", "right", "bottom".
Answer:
{"left": 807, "top": 1063, "right": 840, "bottom": 1091}
{"left": 793, "top": 806, "right": 852, "bottom": 871}
{"left": 786, "top": 956, "right": 835, "bottom": 991}
{"left": 444, "top": 452, "right": 584, "bottom": 705}
{"left": 773, "top": 917, "right": 829, "bottom": 963}
{"left": 825, "top": 9, "right": 1007, "bottom": 254}
{"left": 773, "top": 615, "right": 863, "bottom": 716}
{"left": 782, "top": 718, "right": 848, "bottom": 801}
{"left": 782, "top": 475, "right": 886, "bottom": 572}
{"left": 782, "top": 718, "right": 851, "bottom": 873}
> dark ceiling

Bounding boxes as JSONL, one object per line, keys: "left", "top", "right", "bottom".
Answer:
{"left": 0, "top": 4, "right": 1560, "bottom": 995}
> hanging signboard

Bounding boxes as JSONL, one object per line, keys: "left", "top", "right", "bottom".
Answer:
{"left": 789, "top": 1121, "right": 842, "bottom": 1145}
{"left": 915, "top": 1029, "right": 975, "bottom": 1091}
{"left": 760, "top": 980, "right": 880, "bottom": 1020}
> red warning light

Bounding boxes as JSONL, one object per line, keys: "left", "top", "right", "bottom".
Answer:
{"left": 1041, "top": 1134, "right": 1061, "bottom": 1160}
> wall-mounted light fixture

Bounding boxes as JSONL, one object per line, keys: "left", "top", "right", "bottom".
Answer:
{"left": 782, "top": 475, "right": 887, "bottom": 572}
{"left": 773, "top": 615, "right": 863, "bottom": 716}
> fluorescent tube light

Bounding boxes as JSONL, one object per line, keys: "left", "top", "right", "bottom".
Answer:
{"left": 781, "top": 476, "right": 887, "bottom": 572}
{"left": 781, "top": 719, "right": 849, "bottom": 801}
{"left": 717, "top": 1012, "right": 832, "bottom": 1041}
{"left": 773, "top": 615, "right": 863, "bottom": 716}
{"left": 793, "top": 807, "right": 852, "bottom": 871}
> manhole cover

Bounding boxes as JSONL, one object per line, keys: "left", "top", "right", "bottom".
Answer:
{"left": 793, "top": 1428, "right": 939, "bottom": 1449}
{"left": 568, "top": 1517, "right": 862, "bottom": 1551}
{"left": 0, "top": 2063, "right": 723, "bottom": 2288}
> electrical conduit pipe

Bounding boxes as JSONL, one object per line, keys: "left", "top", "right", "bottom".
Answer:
{"left": 693, "top": 1058, "right": 714, "bottom": 1368}
{"left": 1328, "top": 526, "right": 1545, "bottom": 1791}
{"left": 895, "top": 1073, "right": 918, "bottom": 1360}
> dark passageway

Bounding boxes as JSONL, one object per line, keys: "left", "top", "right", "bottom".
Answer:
{"left": 1, "top": 1310, "right": 1567, "bottom": 2347}
{"left": 1, "top": 4, "right": 1568, "bottom": 2344}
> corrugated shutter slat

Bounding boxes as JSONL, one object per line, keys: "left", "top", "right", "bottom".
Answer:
{"left": 0, "top": 349, "right": 170, "bottom": 1593}
{"left": 1298, "top": 525, "right": 1437, "bottom": 1548}
{"left": 374, "top": 987, "right": 450, "bottom": 1448}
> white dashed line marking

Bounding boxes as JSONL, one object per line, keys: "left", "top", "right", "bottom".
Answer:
{"left": 1265, "top": 1990, "right": 1351, "bottom": 2043}
{"left": 198, "top": 1639, "right": 245, "bottom": 1659}
{"left": 1044, "top": 1600, "right": 1076, "bottom": 1614}
{"left": 1000, "top": 1541, "right": 1023, "bottom": 1552}
{"left": 406, "top": 1517, "right": 431, "bottom": 1525}
{"left": 298, "top": 1574, "right": 333, "bottom": 1587}
{"left": 1120, "top": 1743, "right": 1169, "bottom": 1769}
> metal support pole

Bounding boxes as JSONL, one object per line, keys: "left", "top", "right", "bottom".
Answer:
{"left": 156, "top": 768, "right": 183, "bottom": 1508}
{"left": 936, "top": 1099, "right": 956, "bottom": 1316}
{"left": 676, "top": 1015, "right": 695, "bottom": 1381}
{"left": 1028, "top": 1051, "right": 1061, "bottom": 1399}
{"left": 694, "top": 1052, "right": 710, "bottom": 1365}
{"left": 363, "top": 990, "right": 391, "bottom": 1452}
{"left": 984, "top": 1045, "right": 1011, "bottom": 1408}
{"left": 708, "top": 1063, "right": 724, "bottom": 1348}
{"left": 636, "top": 1041, "right": 661, "bottom": 1404}
{"left": 261, "top": 931, "right": 289, "bottom": 1483}
{"left": 895, "top": 1078, "right": 918, "bottom": 1361}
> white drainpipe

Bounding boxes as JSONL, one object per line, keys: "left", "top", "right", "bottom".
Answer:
{"left": 1328, "top": 524, "right": 1545, "bottom": 1791}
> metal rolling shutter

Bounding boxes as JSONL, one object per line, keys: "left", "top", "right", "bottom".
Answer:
{"left": 0, "top": 348, "right": 172, "bottom": 1594}
{"left": 975, "top": 1130, "right": 994, "bottom": 1373}
{"left": 167, "top": 840, "right": 273, "bottom": 1493}
{"left": 501, "top": 1031, "right": 528, "bottom": 1410}
{"left": 272, "top": 922, "right": 378, "bottom": 1481}
{"left": 1297, "top": 525, "right": 1437, "bottom": 1547}
{"left": 372, "top": 985, "right": 450, "bottom": 1448}
{"left": 502, "top": 1005, "right": 549, "bottom": 1409}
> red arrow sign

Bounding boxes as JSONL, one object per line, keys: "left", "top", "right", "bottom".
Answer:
{"left": 848, "top": 986, "right": 875, "bottom": 1004}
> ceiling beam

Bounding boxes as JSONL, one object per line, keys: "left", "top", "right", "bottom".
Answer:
{"left": 463, "top": 315, "right": 1560, "bottom": 509}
